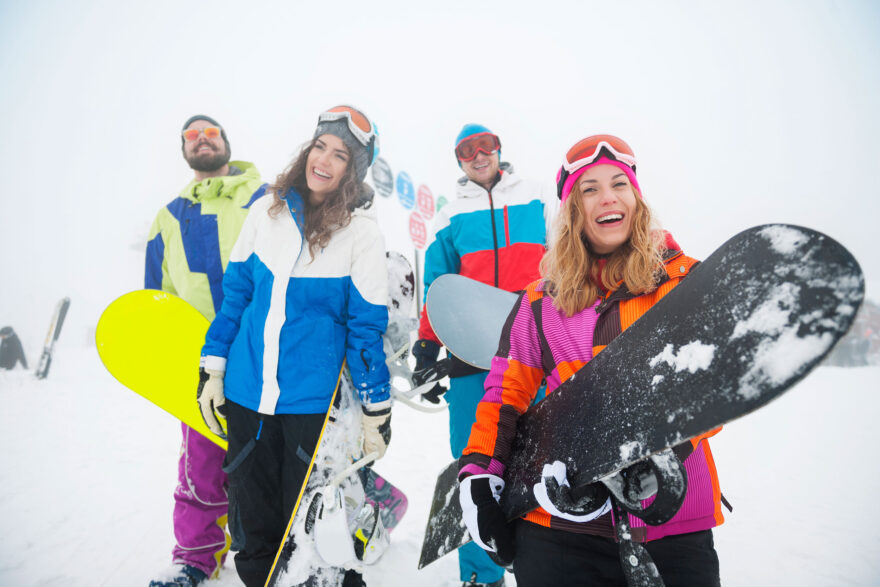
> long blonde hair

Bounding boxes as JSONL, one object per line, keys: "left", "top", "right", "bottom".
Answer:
{"left": 540, "top": 182, "right": 666, "bottom": 316}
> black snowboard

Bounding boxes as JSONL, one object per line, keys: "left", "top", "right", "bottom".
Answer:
{"left": 419, "top": 224, "right": 864, "bottom": 568}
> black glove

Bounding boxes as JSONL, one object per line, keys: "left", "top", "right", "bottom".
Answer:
{"left": 459, "top": 475, "right": 515, "bottom": 567}
{"left": 411, "top": 339, "right": 449, "bottom": 404}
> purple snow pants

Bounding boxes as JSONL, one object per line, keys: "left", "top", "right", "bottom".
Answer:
{"left": 171, "top": 423, "right": 230, "bottom": 578}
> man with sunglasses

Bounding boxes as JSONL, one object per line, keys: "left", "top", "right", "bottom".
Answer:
{"left": 146, "top": 114, "right": 262, "bottom": 587}
{"left": 412, "top": 124, "right": 555, "bottom": 587}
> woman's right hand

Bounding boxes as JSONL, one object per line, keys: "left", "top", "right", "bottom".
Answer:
{"left": 197, "top": 367, "right": 227, "bottom": 440}
{"left": 459, "top": 474, "right": 515, "bottom": 568}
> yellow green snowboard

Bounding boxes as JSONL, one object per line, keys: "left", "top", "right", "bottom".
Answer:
{"left": 95, "top": 289, "right": 226, "bottom": 449}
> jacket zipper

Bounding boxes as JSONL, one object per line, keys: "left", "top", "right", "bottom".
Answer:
{"left": 488, "top": 188, "right": 499, "bottom": 287}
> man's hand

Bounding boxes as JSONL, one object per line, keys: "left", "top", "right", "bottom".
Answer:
{"left": 197, "top": 367, "right": 227, "bottom": 439}
{"left": 411, "top": 339, "right": 449, "bottom": 404}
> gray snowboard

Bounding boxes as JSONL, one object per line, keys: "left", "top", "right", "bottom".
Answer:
{"left": 426, "top": 274, "right": 518, "bottom": 369}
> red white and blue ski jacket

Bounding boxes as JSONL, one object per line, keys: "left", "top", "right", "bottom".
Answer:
{"left": 460, "top": 246, "right": 725, "bottom": 542}
{"left": 201, "top": 187, "right": 390, "bottom": 415}
{"left": 418, "top": 164, "right": 555, "bottom": 343}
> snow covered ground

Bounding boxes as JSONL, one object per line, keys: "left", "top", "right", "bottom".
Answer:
{"left": 1, "top": 2, "right": 878, "bottom": 585}
{"left": 1, "top": 343, "right": 878, "bottom": 585}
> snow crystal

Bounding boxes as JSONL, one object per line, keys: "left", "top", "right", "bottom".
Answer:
{"left": 442, "top": 484, "right": 457, "bottom": 507}
{"left": 650, "top": 450, "right": 682, "bottom": 479}
{"left": 737, "top": 329, "right": 833, "bottom": 399}
{"left": 759, "top": 225, "right": 808, "bottom": 255}
{"left": 731, "top": 282, "right": 799, "bottom": 339}
{"left": 649, "top": 341, "right": 716, "bottom": 373}
{"left": 619, "top": 440, "right": 644, "bottom": 461}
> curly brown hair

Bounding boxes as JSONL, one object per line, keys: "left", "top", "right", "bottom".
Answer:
{"left": 268, "top": 137, "right": 367, "bottom": 258}
{"left": 540, "top": 182, "right": 666, "bottom": 317}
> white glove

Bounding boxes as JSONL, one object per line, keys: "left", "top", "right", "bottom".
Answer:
{"left": 533, "top": 461, "right": 611, "bottom": 522}
{"left": 197, "top": 367, "right": 227, "bottom": 439}
{"left": 362, "top": 407, "right": 391, "bottom": 459}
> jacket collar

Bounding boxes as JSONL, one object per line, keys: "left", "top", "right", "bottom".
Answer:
{"left": 455, "top": 161, "right": 519, "bottom": 198}
{"left": 179, "top": 160, "right": 259, "bottom": 203}
{"left": 597, "top": 237, "right": 686, "bottom": 313}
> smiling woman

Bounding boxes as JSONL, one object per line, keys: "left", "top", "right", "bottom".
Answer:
{"left": 195, "top": 106, "right": 391, "bottom": 587}
{"left": 458, "top": 134, "right": 724, "bottom": 587}
{"left": 266, "top": 107, "right": 379, "bottom": 258}
{"left": 542, "top": 136, "right": 663, "bottom": 318}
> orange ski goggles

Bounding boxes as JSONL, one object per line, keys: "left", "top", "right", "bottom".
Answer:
{"left": 182, "top": 126, "right": 222, "bottom": 142}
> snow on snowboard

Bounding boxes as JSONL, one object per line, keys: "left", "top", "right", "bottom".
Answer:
{"left": 419, "top": 224, "right": 864, "bottom": 568}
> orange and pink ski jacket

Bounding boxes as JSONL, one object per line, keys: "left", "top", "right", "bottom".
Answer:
{"left": 460, "top": 246, "right": 725, "bottom": 542}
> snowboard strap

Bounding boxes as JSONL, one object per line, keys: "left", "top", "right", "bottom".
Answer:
{"left": 528, "top": 290, "right": 558, "bottom": 378}
{"left": 612, "top": 499, "right": 665, "bottom": 587}
{"left": 721, "top": 494, "right": 733, "bottom": 513}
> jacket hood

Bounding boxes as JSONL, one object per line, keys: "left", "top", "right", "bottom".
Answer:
{"left": 179, "top": 160, "right": 260, "bottom": 203}
{"left": 351, "top": 196, "right": 378, "bottom": 221}
{"left": 350, "top": 182, "right": 376, "bottom": 212}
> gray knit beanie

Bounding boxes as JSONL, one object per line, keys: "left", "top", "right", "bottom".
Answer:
{"left": 313, "top": 117, "right": 375, "bottom": 184}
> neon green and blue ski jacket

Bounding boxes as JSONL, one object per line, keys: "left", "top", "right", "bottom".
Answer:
{"left": 145, "top": 161, "right": 263, "bottom": 319}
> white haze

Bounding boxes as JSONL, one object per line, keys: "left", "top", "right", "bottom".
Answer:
{"left": 0, "top": 1, "right": 878, "bottom": 585}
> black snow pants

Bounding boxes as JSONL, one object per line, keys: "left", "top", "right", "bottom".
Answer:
{"left": 223, "top": 400, "right": 327, "bottom": 587}
{"left": 512, "top": 519, "right": 721, "bottom": 587}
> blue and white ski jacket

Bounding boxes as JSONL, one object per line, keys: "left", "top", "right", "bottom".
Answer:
{"left": 202, "top": 186, "right": 390, "bottom": 415}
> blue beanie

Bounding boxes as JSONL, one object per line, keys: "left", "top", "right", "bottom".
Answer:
{"left": 455, "top": 123, "right": 499, "bottom": 167}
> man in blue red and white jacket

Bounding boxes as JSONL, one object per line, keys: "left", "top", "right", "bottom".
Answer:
{"left": 412, "top": 124, "right": 555, "bottom": 587}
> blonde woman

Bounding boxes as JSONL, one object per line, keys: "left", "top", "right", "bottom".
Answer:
{"left": 458, "top": 135, "right": 723, "bottom": 586}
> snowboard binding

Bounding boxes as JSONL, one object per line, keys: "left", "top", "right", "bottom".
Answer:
{"left": 540, "top": 472, "right": 611, "bottom": 518}
{"left": 601, "top": 448, "right": 688, "bottom": 527}
{"left": 305, "top": 453, "right": 391, "bottom": 570}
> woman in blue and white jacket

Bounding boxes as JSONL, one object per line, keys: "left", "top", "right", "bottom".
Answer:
{"left": 196, "top": 106, "right": 390, "bottom": 587}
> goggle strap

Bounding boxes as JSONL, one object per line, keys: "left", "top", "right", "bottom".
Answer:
{"left": 563, "top": 141, "right": 636, "bottom": 173}
{"left": 318, "top": 109, "right": 375, "bottom": 147}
